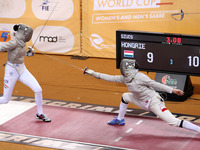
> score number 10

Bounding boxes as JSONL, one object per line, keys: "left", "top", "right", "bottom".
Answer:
{"left": 188, "top": 56, "right": 199, "bottom": 67}
{"left": 147, "top": 52, "right": 200, "bottom": 68}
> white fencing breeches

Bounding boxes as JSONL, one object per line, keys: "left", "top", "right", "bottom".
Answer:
{"left": 122, "top": 92, "right": 181, "bottom": 127}
{"left": 0, "top": 64, "right": 43, "bottom": 114}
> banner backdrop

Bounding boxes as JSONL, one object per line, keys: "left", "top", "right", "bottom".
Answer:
{"left": 0, "top": 0, "right": 81, "bottom": 55}
{"left": 82, "top": 0, "right": 200, "bottom": 58}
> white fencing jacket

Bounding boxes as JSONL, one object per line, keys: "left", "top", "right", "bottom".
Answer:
{"left": 0, "top": 34, "right": 26, "bottom": 65}
{"left": 93, "top": 71, "right": 173, "bottom": 103}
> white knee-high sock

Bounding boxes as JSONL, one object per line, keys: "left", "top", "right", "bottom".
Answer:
{"left": 182, "top": 120, "right": 200, "bottom": 133}
{"left": 35, "top": 91, "right": 43, "bottom": 115}
{"left": 117, "top": 102, "right": 128, "bottom": 120}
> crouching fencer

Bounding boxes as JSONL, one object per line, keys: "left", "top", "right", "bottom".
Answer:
{"left": 0, "top": 24, "right": 51, "bottom": 122}
{"left": 84, "top": 59, "right": 200, "bottom": 133}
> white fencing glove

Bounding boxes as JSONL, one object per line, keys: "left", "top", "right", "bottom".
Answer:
{"left": 83, "top": 67, "right": 94, "bottom": 75}
{"left": 26, "top": 46, "right": 35, "bottom": 57}
{"left": 83, "top": 67, "right": 101, "bottom": 79}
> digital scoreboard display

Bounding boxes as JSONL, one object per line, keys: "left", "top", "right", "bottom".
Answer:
{"left": 116, "top": 30, "right": 200, "bottom": 76}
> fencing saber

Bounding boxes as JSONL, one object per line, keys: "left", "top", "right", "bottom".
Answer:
{"left": 41, "top": 53, "right": 84, "bottom": 71}
{"left": 171, "top": 9, "right": 200, "bottom": 21}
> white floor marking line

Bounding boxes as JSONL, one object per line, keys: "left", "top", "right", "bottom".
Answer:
{"left": 114, "top": 137, "right": 122, "bottom": 142}
{"left": 115, "top": 128, "right": 134, "bottom": 143}
{"left": 125, "top": 128, "right": 133, "bottom": 133}
{"left": 0, "top": 101, "right": 36, "bottom": 125}
{"left": 114, "top": 121, "right": 144, "bottom": 143}
{"left": 136, "top": 120, "right": 143, "bottom": 125}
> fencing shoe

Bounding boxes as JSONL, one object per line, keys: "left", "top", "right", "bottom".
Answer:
{"left": 36, "top": 113, "right": 51, "bottom": 122}
{"left": 108, "top": 117, "right": 125, "bottom": 125}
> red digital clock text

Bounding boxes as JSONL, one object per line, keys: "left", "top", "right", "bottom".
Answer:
{"left": 166, "top": 37, "right": 181, "bottom": 44}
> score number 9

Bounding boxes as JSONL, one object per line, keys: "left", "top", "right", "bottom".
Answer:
{"left": 147, "top": 52, "right": 153, "bottom": 63}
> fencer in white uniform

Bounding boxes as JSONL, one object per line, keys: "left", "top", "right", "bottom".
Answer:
{"left": 84, "top": 59, "right": 200, "bottom": 133}
{"left": 0, "top": 24, "right": 51, "bottom": 122}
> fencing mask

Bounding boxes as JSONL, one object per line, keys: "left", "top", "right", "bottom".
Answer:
{"left": 13, "top": 23, "right": 33, "bottom": 42}
{"left": 120, "top": 59, "right": 138, "bottom": 83}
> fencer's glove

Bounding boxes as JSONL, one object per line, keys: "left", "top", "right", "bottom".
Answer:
{"left": 26, "top": 46, "right": 35, "bottom": 57}
{"left": 83, "top": 67, "right": 94, "bottom": 75}
{"left": 83, "top": 67, "right": 101, "bottom": 79}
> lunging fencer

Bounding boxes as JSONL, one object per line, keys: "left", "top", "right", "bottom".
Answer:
{"left": 0, "top": 24, "right": 51, "bottom": 122}
{"left": 84, "top": 59, "right": 200, "bottom": 133}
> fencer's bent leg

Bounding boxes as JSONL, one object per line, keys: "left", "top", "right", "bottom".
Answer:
{"left": 123, "top": 92, "right": 146, "bottom": 109}
{"left": 117, "top": 96, "right": 129, "bottom": 120}
{"left": 117, "top": 93, "right": 147, "bottom": 120}
{"left": 0, "top": 65, "right": 18, "bottom": 104}
{"left": 18, "top": 67, "right": 43, "bottom": 114}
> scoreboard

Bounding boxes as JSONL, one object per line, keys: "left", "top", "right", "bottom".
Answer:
{"left": 116, "top": 30, "right": 200, "bottom": 76}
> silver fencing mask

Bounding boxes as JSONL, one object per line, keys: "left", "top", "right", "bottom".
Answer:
{"left": 120, "top": 59, "right": 138, "bottom": 83}
{"left": 14, "top": 24, "right": 33, "bottom": 42}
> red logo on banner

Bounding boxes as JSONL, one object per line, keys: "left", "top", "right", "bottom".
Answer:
{"left": 161, "top": 75, "right": 169, "bottom": 84}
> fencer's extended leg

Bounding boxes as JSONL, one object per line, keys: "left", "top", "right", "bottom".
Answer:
{"left": 150, "top": 97, "right": 200, "bottom": 133}
{"left": 0, "top": 65, "right": 18, "bottom": 104}
{"left": 181, "top": 120, "right": 200, "bottom": 133}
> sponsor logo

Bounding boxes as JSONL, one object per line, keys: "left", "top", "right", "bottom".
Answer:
{"left": 39, "top": 36, "right": 58, "bottom": 43}
{"left": 90, "top": 34, "right": 115, "bottom": 49}
{"left": 40, "top": 0, "right": 50, "bottom": 11}
{"left": 124, "top": 50, "right": 134, "bottom": 58}
{"left": 32, "top": 26, "right": 74, "bottom": 53}
{"left": 90, "top": 34, "right": 104, "bottom": 49}
{"left": 32, "top": 0, "right": 74, "bottom": 21}
{"left": 93, "top": 0, "right": 160, "bottom": 10}
{"left": 161, "top": 75, "right": 177, "bottom": 86}
{"left": 0, "top": 31, "right": 11, "bottom": 42}
{"left": 0, "top": 131, "right": 105, "bottom": 150}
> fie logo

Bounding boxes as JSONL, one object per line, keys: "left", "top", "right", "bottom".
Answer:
{"left": 40, "top": 0, "right": 50, "bottom": 11}
{"left": 0, "top": 31, "right": 11, "bottom": 42}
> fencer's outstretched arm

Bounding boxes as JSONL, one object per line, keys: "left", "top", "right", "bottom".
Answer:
{"left": 140, "top": 73, "right": 184, "bottom": 96}
{"left": 83, "top": 67, "right": 124, "bottom": 83}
